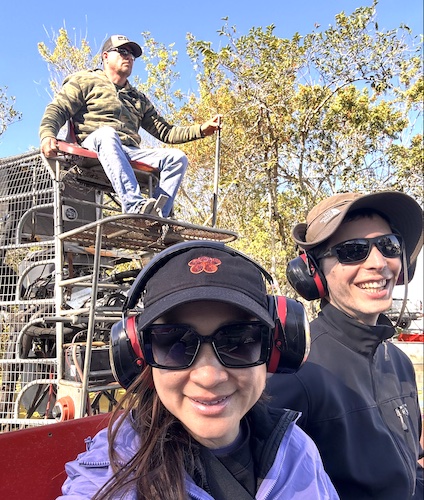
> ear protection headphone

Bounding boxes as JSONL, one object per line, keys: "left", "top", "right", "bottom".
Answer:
{"left": 110, "top": 241, "right": 310, "bottom": 389}
{"left": 286, "top": 252, "right": 328, "bottom": 301}
{"left": 286, "top": 242, "right": 411, "bottom": 302}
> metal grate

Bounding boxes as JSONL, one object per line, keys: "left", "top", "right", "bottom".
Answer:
{"left": 0, "top": 150, "right": 237, "bottom": 431}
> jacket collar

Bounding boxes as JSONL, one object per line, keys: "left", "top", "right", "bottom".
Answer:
{"left": 317, "top": 301, "right": 395, "bottom": 357}
{"left": 248, "top": 403, "right": 298, "bottom": 482}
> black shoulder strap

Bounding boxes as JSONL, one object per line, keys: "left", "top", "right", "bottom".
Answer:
{"left": 199, "top": 446, "right": 255, "bottom": 500}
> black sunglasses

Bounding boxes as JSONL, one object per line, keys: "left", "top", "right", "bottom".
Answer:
{"left": 317, "top": 233, "right": 403, "bottom": 264}
{"left": 141, "top": 321, "right": 271, "bottom": 370}
{"left": 107, "top": 47, "right": 135, "bottom": 58}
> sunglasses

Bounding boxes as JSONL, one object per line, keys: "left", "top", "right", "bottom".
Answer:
{"left": 141, "top": 321, "right": 271, "bottom": 370}
{"left": 107, "top": 47, "right": 135, "bottom": 59}
{"left": 317, "top": 233, "right": 403, "bottom": 264}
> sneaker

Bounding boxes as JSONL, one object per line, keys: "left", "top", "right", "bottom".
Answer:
{"left": 137, "top": 198, "right": 157, "bottom": 215}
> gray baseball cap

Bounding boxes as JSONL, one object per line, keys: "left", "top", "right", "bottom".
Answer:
{"left": 101, "top": 35, "right": 142, "bottom": 58}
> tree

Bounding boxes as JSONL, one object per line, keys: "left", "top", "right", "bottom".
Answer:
{"left": 183, "top": 1, "right": 423, "bottom": 287}
{"left": 38, "top": 2, "right": 423, "bottom": 292}
{"left": 0, "top": 87, "right": 22, "bottom": 137}
{"left": 38, "top": 26, "right": 101, "bottom": 96}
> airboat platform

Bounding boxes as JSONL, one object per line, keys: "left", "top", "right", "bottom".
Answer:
{"left": 0, "top": 149, "right": 236, "bottom": 431}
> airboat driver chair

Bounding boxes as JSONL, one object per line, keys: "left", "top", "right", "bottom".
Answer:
{"left": 51, "top": 119, "right": 160, "bottom": 207}
{"left": 37, "top": 120, "right": 238, "bottom": 422}
{"left": 37, "top": 121, "right": 163, "bottom": 422}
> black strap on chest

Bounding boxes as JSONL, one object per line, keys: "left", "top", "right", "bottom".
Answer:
{"left": 199, "top": 446, "right": 255, "bottom": 500}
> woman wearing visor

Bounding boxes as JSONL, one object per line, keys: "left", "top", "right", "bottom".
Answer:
{"left": 268, "top": 191, "right": 424, "bottom": 499}
{"left": 57, "top": 241, "right": 338, "bottom": 499}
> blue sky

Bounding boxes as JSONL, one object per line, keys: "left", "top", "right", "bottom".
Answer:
{"left": 0, "top": 0, "right": 422, "bottom": 302}
{"left": 0, "top": 0, "right": 422, "bottom": 157}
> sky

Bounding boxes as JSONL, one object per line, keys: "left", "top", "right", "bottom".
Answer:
{"left": 0, "top": 0, "right": 422, "bottom": 306}
{"left": 1, "top": 0, "right": 422, "bottom": 157}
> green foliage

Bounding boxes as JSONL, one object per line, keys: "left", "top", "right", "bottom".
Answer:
{"left": 37, "top": 2, "right": 423, "bottom": 290}
{"left": 38, "top": 27, "right": 101, "bottom": 95}
{"left": 387, "top": 134, "right": 424, "bottom": 201}
{"left": 132, "top": 32, "right": 182, "bottom": 120}
{"left": 183, "top": 1, "right": 422, "bottom": 276}
{"left": 0, "top": 86, "right": 21, "bottom": 136}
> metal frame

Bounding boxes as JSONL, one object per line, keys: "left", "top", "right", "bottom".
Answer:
{"left": 0, "top": 149, "right": 237, "bottom": 430}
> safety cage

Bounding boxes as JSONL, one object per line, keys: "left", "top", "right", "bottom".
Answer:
{"left": 0, "top": 148, "right": 236, "bottom": 431}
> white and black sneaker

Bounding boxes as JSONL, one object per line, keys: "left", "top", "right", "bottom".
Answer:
{"left": 136, "top": 198, "right": 157, "bottom": 215}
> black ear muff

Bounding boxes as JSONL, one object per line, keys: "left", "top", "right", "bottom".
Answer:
{"left": 286, "top": 253, "right": 327, "bottom": 301}
{"left": 110, "top": 240, "right": 311, "bottom": 388}
{"left": 110, "top": 316, "right": 145, "bottom": 389}
{"left": 267, "top": 296, "right": 310, "bottom": 373}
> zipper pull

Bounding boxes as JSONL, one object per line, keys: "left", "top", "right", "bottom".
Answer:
{"left": 383, "top": 341, "right": 390, "bottom": 361}
{"left": 84, "top": 436, "right": 93, "bottom": 451}
{"left": 395, "top": 405, "right": 409, "bottom": 431}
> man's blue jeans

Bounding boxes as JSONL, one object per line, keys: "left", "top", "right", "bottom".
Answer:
{"left": 82, "top": 126, "right": 188, "bottom": 217}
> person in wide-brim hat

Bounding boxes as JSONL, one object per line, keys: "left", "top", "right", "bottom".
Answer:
{"left": 292, "top": 191, "right": 423, "bottom": 268}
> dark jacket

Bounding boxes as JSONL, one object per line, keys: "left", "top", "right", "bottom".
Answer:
{"left": 266, "top": 301, "right": 424, "bottom": 499}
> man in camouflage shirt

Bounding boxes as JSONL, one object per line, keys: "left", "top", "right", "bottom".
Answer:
{"left": 40, "top": 34, "right": 220, "bottom": 216}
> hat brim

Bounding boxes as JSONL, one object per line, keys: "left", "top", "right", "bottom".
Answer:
{"left": 293, "top": 192, "right": 423, "bottom": 265}
{"left": 122, "top": 42, "right": 142, "bottom": 58}
{"left": 103, "top": 40, "right": 143, "bottom": 58}
{"left": 136, "top": 286, "right": 275, "bottom": 331}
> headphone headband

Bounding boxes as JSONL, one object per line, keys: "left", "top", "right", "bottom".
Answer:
{"left": 110, "top": 241, "right": 310, "bottom": 388}
{"left": 124, "top": 241, "right": 275, "bottom": 311}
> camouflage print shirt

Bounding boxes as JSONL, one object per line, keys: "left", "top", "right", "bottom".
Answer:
{"left": 39, "top": 69, "right": 203, "bottom": 147}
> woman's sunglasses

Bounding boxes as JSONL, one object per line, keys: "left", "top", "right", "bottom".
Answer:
{"left": 317, "top": 233, "right": 403, "bottom": 264}
{"left": 141, "top": 321, "right": 271, "bottom": 370}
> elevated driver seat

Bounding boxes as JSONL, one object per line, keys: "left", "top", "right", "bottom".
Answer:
{"left": 54, "top": 120, "right": 160, "bottom": 198}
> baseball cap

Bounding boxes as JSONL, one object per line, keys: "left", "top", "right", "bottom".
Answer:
{"left": 101, "top": 35, "right": 142, "bottom": 58}
{"left": 292, "top": 191, "right": 423, "bottom": 265}
{"left": 136, "top": 246, "right": 275, "bottom": 330}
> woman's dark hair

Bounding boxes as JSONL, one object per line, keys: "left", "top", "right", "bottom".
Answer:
{"left": 92, "top": 367, "right": 203, "bottom": 499}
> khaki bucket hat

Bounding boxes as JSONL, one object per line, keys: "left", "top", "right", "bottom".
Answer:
{"left": 292, "top": 191, "right": 423, "bottom": 266}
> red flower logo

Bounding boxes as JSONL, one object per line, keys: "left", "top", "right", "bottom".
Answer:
{"left": 188, "top": 256, "right": 222, "bottom": 274}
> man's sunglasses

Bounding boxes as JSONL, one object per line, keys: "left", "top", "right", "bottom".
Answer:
{"left": 107, "top": 47, "right": 135, "bottom": 59}
{"left": 141, "top": 321, "right": 271, "bottom": 370}
{"left": 317, "top": 233, "right": 403, "bottom": 264}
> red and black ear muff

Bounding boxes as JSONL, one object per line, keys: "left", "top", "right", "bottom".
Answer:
{"left": 110, "top": 294, "right": 311, "bottom": 385}
{"left": 110, "top": 315, "right": 146, "bottom": 389}
{"left": 110, "top": 240, "right": 311, "bottom": 388}
{"left": 286, "top": 253, "right": 327, "bottom": 301}
{"left": 267, "top": 296, "right": 310, "bottom": 374}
